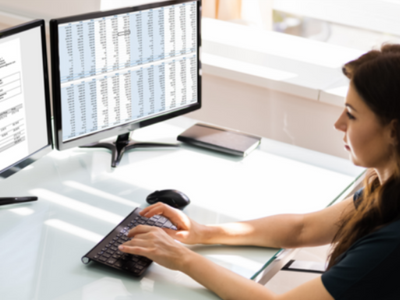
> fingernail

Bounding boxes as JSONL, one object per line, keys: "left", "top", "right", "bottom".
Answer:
{"left": 118, "top": 245, "right": 124, "bottom": 250}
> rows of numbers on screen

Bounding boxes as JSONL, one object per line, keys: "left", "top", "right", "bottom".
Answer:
{"left": 59, "top": 1, "right": 197, "bottom": 141}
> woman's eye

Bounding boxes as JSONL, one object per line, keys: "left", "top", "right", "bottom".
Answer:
{"left": 346, "top": 111, "right": 355, "bottom": 120}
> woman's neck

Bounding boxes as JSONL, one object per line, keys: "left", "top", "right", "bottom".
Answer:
{"left": 375, "top": 165, "right": 395, "bottom": 184}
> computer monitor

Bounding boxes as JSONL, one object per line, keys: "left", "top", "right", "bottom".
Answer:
{"left": 50, "top": 0, "right": 201, "bottom": 167}
{"left": 0, "top": 20, "right": 52, "bottom": 203}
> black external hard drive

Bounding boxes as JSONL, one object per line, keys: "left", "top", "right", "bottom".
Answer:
{"left": 177, "top": 123, "right": 261, "bottom": 156}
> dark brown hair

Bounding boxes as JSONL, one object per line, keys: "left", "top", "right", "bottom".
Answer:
{"left": 328, "top": 44, "right": 400, "bottom": 269}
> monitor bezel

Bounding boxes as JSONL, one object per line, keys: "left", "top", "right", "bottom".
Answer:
{"left": 50, "top": 0, "right": 202, "bottom": 151}
{"left": 0, "top": 19, "right": 53, "bottom": 179}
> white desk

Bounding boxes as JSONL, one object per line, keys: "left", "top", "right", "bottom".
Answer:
{"left": 0, "top": 117, "right": 363, "bottom": 300}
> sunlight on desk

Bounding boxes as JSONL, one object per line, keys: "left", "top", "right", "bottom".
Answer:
{"left": 207, "top": 254, "right": 260, "bottom": 276}
{"left": 9, "top": 207, "right": 34, "bottom": 216}
{"left": 63, "top": 180, "right": 141, "bottom": 208}
{"left": 30, "top": 188, "right": 124, "bottom": 224}
{"left": 45, "top": 219, "right": 103, "bottom": 243}
{"left": 111, "top": 141, "right": 355, "bottom": 221}
{"left": 82, "top": 277, "right": 132, "bottom": 300}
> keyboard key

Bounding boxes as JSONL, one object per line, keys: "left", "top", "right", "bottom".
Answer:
{"left": 138, "top": 260, "right": 147, "bottom": 266}
{"left": 99, "top": 256, "right": 107, "bottom": 262}
{"left": 163, "top": 220, "right": 173, "bottom": 228}
{"left": 103, "top": 253, "right": 111, "bottom": 258}
{"left": 125, "top": 261, "right": 139, "bottom": 270}
{"left": 111, "top": 246, "right": 118, "bottom": 251}
{"left": 158, "top": 216, "right": 167, "bottom": 224}
{"left": 115, "top": 261, "right": 122, "bottom": 268}
{"left": 107, "top": 258, "right": 116, "bottom": 265}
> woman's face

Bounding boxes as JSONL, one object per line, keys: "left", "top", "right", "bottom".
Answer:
{"left": 334, "top": 84, "right": 396, "bottom": 170}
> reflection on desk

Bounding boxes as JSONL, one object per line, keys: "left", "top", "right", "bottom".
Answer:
{"left": 0, "top": 117, "right": 363, "bottom": 300}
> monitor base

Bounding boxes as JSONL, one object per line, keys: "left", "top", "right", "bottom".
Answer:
{"left": 80, "top": 133, "right": 179, "bottom": 168}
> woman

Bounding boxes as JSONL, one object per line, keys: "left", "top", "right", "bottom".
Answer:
{"left": 119, "top": 44, "right": 400, "bottom": 300}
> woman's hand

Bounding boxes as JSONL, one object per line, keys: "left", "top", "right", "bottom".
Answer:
{"left": 119, "top": 225, "right": 193, "bottom": 271}
{"left": 139, "top": 202, "right": 206, "bottom": 245}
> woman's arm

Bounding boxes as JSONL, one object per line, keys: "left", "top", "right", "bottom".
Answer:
{"left": 140, "top": 196, "right": 355, "bottom": 249}
{"left": 181, "top": 250, "right": 333, "bottom": 300}
{"left": 119, "top": 225, "right": 334, "bottom": 300}
{"left": 203, "top": 195, "right": 355, "bottom": 248}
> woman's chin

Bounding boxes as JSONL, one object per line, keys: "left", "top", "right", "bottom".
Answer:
{"left": 348, "top": 155, "right": 365, "bottom": 168}
{"left": 348, "top": 154, "right": 359, "bottom": 165}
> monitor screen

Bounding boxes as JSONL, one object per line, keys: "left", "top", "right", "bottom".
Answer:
{"left": 0, "top": 20, "right": 52, "bottom": 178}
{"left": 50, "top": 0, "right": 201, "bottom": 157}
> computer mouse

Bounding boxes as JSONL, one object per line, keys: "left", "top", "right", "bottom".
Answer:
{"left": 146, "top": 189, "right": 190, "bottom": 209}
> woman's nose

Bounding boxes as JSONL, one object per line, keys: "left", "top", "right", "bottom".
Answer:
{"left": 334, "top": 112, "right": 347, "bottom": 132}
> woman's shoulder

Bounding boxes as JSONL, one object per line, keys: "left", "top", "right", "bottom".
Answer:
{"left": 322, "top": 218, "right": 400, "bottom": 299}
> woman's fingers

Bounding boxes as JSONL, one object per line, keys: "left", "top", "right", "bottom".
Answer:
{"left": 128, "top": 205, "right": 202, "bottom": 244}
{"left": 120, "top": 226, "right": 157, "bottom": 252}
{"left": 119, "top": 224, "right": 192, "bottom": 271}
{"left": 140, "top": 203, "right": 190, "bottom": 229}
{"left": 126, "top": 224, "right": 155, "bottom": 237}
{"left": 140, "top": 202, "right": 168, "bottom": 217}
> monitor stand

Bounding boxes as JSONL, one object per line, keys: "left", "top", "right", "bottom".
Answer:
{"left": 80, "top": 132, "right": 179, "bottom": 168}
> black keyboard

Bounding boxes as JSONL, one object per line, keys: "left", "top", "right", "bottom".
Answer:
{"left": 81, "top": 207, "right": 177, "bottom": 276}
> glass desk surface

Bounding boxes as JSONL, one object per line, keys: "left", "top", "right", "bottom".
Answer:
{"left": 0, "top": 117, "right": 363, "bottom": 300}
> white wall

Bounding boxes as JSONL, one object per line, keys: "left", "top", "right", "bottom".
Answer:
{"left": 188, "top": 73, "right": 348, "bottom": 159}
{"left": 274, "top": 0, "right": 400, "bottom": 37}
{"left": 0, "top": 0, "right": 101, "bottom": 19}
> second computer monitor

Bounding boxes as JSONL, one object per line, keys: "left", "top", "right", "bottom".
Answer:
{"left": 50, "top": 0, "right": 201, "bottom": 166}
{"left": 0, "top": 20, "right": 52, "bottom": 179}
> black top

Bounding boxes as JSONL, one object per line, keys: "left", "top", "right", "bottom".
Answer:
{"left": 321, "top": 189, "right": 400, "bottom": 299}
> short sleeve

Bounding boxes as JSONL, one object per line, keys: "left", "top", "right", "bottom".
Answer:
{"left": 353, "top": 188, "right": 364, "bottom": 209}
{"left": 321, "top": 219, "right": 400, "bottom": 299}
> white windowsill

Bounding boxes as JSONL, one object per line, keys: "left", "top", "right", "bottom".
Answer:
{"left": 201, "top": 18, "right": 365, "bottom": 107}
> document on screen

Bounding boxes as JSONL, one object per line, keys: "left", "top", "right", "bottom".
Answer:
{"left": 0, "top": 38, "right": 29, "bottom": 171}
